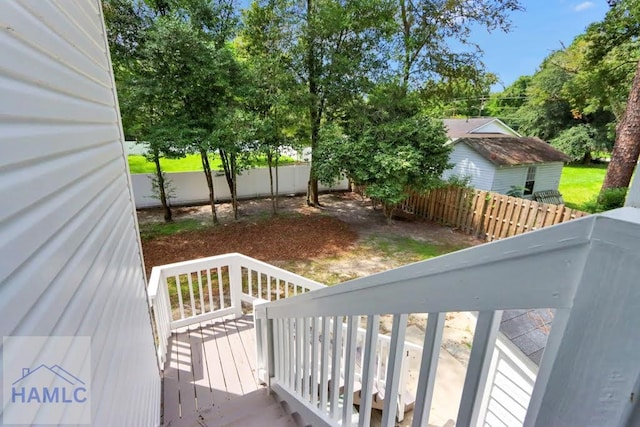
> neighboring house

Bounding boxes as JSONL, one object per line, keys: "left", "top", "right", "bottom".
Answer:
{"left": 442, "top": 118, "right": 571, "bottom": 197}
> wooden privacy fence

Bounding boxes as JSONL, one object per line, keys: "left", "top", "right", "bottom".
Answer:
{"left": 398, "top": 187, "right": 589, "bottom": 242}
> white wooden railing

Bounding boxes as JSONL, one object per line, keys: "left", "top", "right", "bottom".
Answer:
{"left": 147, "top": 253, "right": 325, "bottom": 365}
{"left": 147, "top": 252, "right": 423, "bottom": 421}
{"left": 254, "top": 209, "right": 640, "bottom": 427}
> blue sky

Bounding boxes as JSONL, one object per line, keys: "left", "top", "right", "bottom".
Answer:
{"left": 474, "top": 1, "right": 610, "bottom": 91}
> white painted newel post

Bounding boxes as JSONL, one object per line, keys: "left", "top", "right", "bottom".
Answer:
{"left": 254, "top": 303, "right": 273, "bottom": 387}
{"left": 524, "top": 209, "right": 640, "bottom": 427}
{"left": 229, "top": 260, "right": 243, "bottom": 317}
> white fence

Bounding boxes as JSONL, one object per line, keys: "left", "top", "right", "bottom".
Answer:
{"left": 131, "top": 164, "right": 349, "bottom": 208}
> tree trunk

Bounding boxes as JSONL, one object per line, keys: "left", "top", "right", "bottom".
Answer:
{"left": 306, "top": 0, "right": 321, "bottom": 207}
{"left": 307, "top": 111, "right": 321, "bottom": 206}
{"left": 267, "top": 150, "right": 276, "bottom": 215}
{"left": 200, "top": 149, "right": 218, "bottom": 224}
{"left": 231, "top": 152, "right": 238, "bottom": 220}
{"left": 275, "top": 152, "right": 279, "bottom": 210}
{"left": 601, "top": 60, "right": 640, "bottom": 191}
{"left": 399, "top": 0, "right": 412, "bottom": 90}
{"left": 219, "top": 148, "right": 238, "bottom": 219}
{"left": 582, "top": 150, "right": 593, "bottom": 165}
{"left": 153, "top": 149, "right": 172, "bottom": 222}
{"left": 382, "top": 203, "right": 394, "bottom": 224}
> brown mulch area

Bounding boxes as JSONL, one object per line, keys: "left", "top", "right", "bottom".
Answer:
{"left": 141, "top": 214, "right": 357, "bottom": 276}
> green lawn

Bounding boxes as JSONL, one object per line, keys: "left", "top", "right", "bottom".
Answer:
{"left": 559, "top": 163, "right": 607, "bottom": 211}
{"left": 128, "top": 153, "right": 295, "bottom": 174}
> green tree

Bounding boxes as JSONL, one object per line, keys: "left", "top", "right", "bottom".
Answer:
{"left": 316, "top": 84, "right": 451, "bottom": 221}
{"left": 137, "top": 17, "right": 241, "bottom": 224}
{"left": 551, "top": 124, "right": 610, "bottom": 164}
{"left": 421, "top": 70, "right": 499, "bottom": 117}
{"left": 104, "top": 0, "right": 241, "bottom": 222}
{"left": 514, "top": 42, "right": 616, "bottom": 162}
{"left": 104, "top": 0, "right": 186, "bottom": 222}
{"left": 587, "top": 0, "right": 640, "bottom": 192}
{"left": 215, "top": 106, "right": 256, "bottom": 220}
{"left": 239, "top": 0, "right": 303, "bottom": 214}
{"left": 517, "top": 50, "right": 576, "bottom": 141}
{"left": 262, "top": 0, "right": 395, "bottom": 206}
{"left": 393, "top": 0, "right": 522, "bottom": 90}
{"left": 485, "top": 75, "right": 531, "bottom": 125}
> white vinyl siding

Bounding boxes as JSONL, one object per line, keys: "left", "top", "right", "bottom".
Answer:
{"left": 492, "top": 167, "right": 529, "bottom": 195}
{"left": 530, "top": 162, "right": 564, "bottom": 194}
{"left": 0, "top": 1, "right": 159, "bottom": 426}
{"left": 442, "top": 143, "right": 496, "bottom": 190}
{"left": 492, "top": 162, "right": 564, "bottom": 196}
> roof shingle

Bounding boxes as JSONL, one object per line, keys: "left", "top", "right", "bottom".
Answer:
{"left": 457, "top": 136, "right": 571, "bottom": 166}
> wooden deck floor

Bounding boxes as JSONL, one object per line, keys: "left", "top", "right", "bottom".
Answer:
{"left": 162, "top": 315, "right": 296, "bottom": 427}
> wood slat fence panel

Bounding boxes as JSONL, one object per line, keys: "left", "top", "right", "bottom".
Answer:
{"left": 399, "top": 187, "right": 589, "bottom": 242}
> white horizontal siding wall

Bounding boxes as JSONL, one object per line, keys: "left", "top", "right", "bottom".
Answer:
{"left": 0, "top": 1, "right": 159, "bottom": 426}
{"left": 492, "top": 163, "right": 564, "bottom": 196}
{"left": 478, "top": 335, "right": 537, "bottom": 427}
{"left": 531, "top": 162, "right": 564, "bottom": 194}
{"left": 131, "top": 165, "right": 349, "bottom": 208}
{"left": 442, "top": 144, "right": 496, "bottom": 191}
{"left": 492, "top": 166, "right": 529, "bottom": 195}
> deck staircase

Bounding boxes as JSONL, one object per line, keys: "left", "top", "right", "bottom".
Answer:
{"left": 169, "top": 385, "right": 300, "bottom": 427}
{"left": 160, "top": 315, "right": 304, "bottom": 427}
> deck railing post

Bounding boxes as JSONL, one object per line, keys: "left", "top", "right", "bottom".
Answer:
{"left": 148, "top": 267, "right": 172, "bottom": 369}
{"left": 229, "top": 260, "right": 243, "bottom": 317}
{"left": 397, "top": 346, "right": 410, "bottom": 422}
{"left": 254, "top": 303, "right": 275, "bottom": 388}
{"left": 266, "top": 318, "right": 275, "bottom": 387}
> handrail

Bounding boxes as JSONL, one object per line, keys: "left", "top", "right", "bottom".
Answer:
{"left": 147, "top": 253, "right": 325, "bottom": 367}
{"left": 259, "top": 217, "right": 593, "bottom": 319}
{"left": 255, "top": 215, "right": 600, "bottom": 427}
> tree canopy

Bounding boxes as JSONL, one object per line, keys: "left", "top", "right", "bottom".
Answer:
{"left": 105, "top": 0, "right": 527, "bottom": 221}
{"left": 316, "top": 84, "right": 451, "bottom": 220}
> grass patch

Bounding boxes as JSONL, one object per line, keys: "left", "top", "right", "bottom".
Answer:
{"left": 139, "top": 218, "right": 207, "bottom": 241}
{"left": 128, "top": 154, "right": 219, "bottom": 173}
{"left": 559, "top": 163, "right": 607, "bottom": 211}
{"left": 128, "top": 153, "right": 295, "bottom": 174}
{"left": 276, "top": 235, "right": 467, "bottom": 286}
{"left": 364, "top": 235, "right": 464, "bottom": 263}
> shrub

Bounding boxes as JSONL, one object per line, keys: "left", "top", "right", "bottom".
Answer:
{"left": 583, "top": 187, "right": 627, "bottom": 213}
{"left": 506, "top": 185, "right": 525, "bottom": 198}
{"left": 445, "top": 174, "right": 472, "bottom": 189}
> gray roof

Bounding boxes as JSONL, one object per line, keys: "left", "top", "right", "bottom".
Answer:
{"left": 501, "top": 309, "right": 554, "bottom": 365}
{"left": 457, "top": 136, "right": 572, "bottom": 166}
{"left": 443, "top": 118, "right": 499, "bottom": 138}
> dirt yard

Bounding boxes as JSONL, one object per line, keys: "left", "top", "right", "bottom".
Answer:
{"left": 139, "top": 191, "right": 481, "bottom": 274}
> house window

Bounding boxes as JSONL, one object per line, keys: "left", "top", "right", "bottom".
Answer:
{"left": 524, "top": 166, "right": 536, "bottom": 195}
